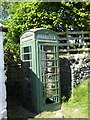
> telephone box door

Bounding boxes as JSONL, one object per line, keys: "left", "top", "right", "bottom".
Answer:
{"left": 38, "top": 43, "right": 60, "bottom": 110}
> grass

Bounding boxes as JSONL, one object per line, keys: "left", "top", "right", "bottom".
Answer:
{"left": 35, "top": 77, "right": 89, "bottom": 118}
{"left": 62, "top": 77, "right": 89, "bottom": 118}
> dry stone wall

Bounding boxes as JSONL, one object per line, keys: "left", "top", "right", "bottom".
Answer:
{"left": 69, "top": 54, "right": 90, "bottom": 87}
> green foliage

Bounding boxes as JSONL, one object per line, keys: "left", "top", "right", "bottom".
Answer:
{"left": 62, "top": 78, "right": 88, "bottom": 118}
{"left": 2, "top": 2, "right": 90, "bottom": 42}
{"left": 61, "top": 96, "right": 67, "bottom": 102}
{"left": 4, "top": 40, "right": 20, "bottom": 63}
{"left": 1, "top": 2, "right": 90, "bottom": 62}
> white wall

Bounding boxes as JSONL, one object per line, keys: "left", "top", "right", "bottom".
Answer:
{"left": 0, "top": 31, "right": 7, "bottom": 119}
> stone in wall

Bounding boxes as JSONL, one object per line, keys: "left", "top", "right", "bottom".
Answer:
{"left": 69, "top": 54, "right": 90, "bottom": 87}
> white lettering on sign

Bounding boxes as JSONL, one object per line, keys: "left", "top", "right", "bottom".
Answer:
{"left": 37, "top": 34, "right": 56, "bottom": 40}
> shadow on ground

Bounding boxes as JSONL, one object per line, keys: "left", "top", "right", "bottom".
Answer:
{"left": 7, "top": 95, "right": 36, "bottom": 120}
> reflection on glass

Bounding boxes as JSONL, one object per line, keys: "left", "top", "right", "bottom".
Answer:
{"left": 41, "top": 45, "right": 59, "bottom": 104}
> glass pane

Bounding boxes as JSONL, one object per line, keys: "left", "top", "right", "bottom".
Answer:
{"left": 43, "top": 46, "right": 54, "bottom": 52}
{"left": 24, "top": 54, "right": 30, "bottom": 60}
{"left": 47, "top": 53, "right": 54, "bottom": 59}
{"left": 23, "top": 61, "right": 30, "bottom": 67}
{"left": 47, "top": 61, "right": 52, "bottom": 67}
{"left": 40, "top": 45, "right": 59, "bottom": 104}
{"left": 24, "top": 47, "right": 29, "bottom": 53}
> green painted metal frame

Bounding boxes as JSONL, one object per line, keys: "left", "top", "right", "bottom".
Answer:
{"left": 36, "top": 40, "right": 61, "bottom": 112}
{"left": 20, "top": 28, "right": 61, "bottom": 113}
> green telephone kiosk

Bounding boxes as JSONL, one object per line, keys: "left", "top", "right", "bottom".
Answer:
{"left": 20, "top": 28, "right": 61, "bottom": 113}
